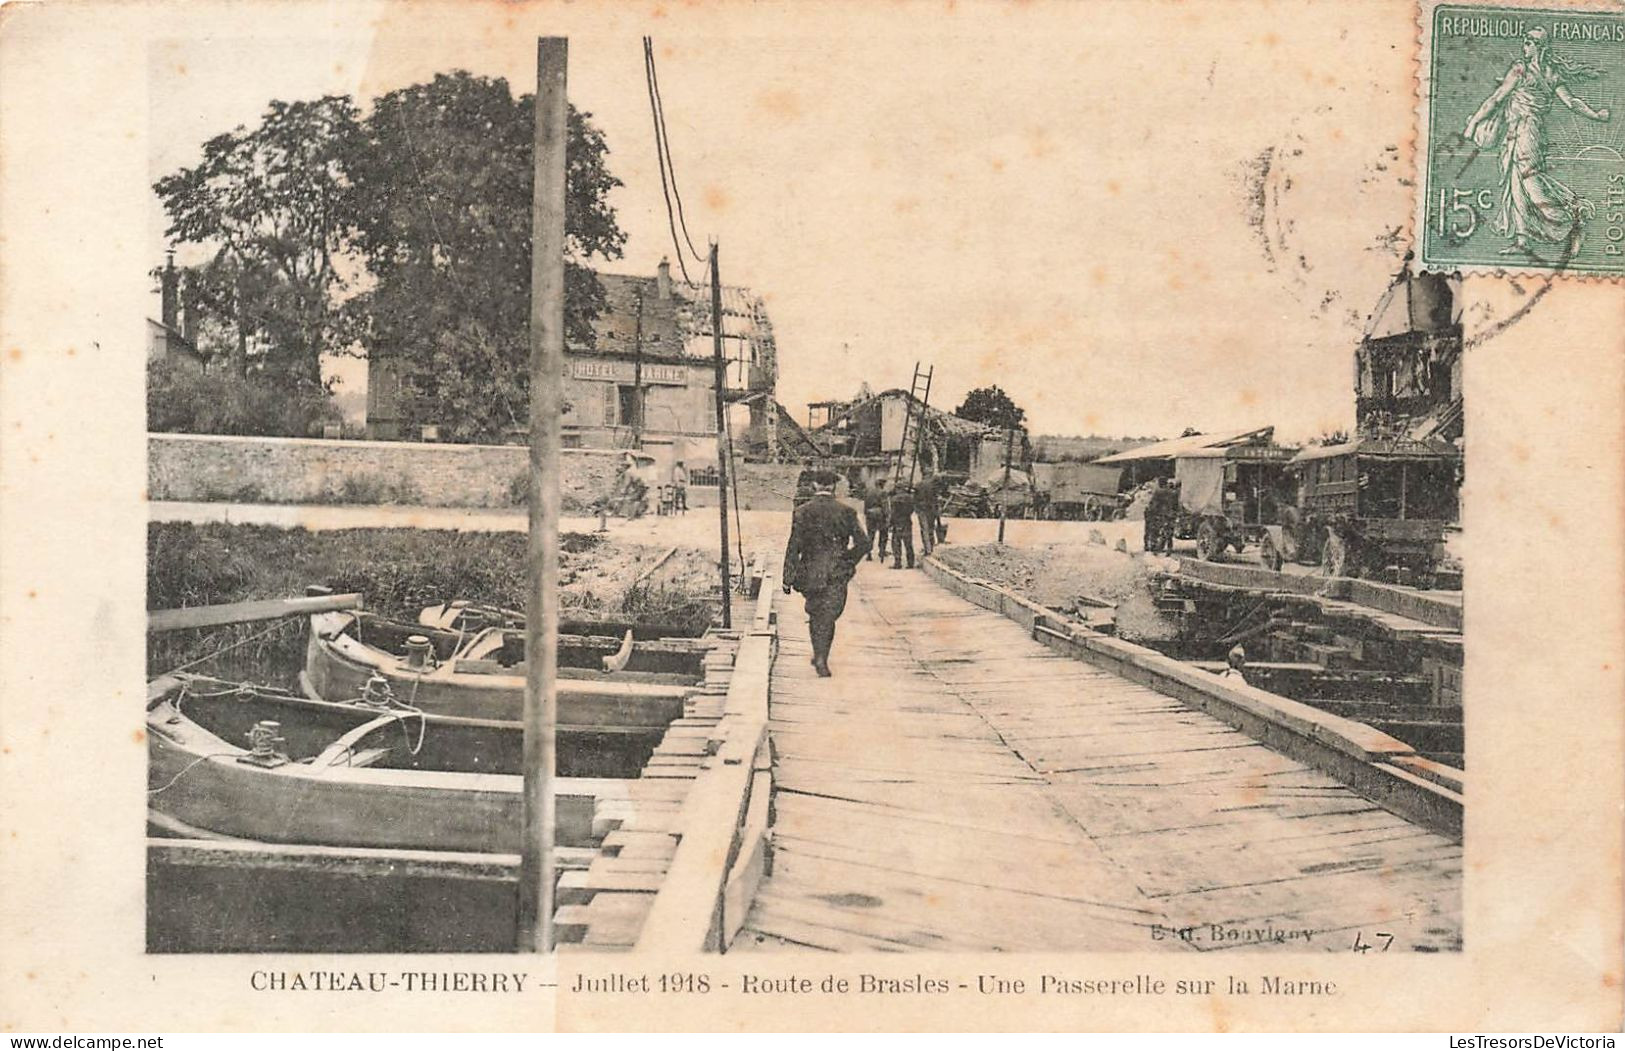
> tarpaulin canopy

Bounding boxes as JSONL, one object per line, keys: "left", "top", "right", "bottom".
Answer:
{"left": 1289, "top": 436, "right": 1461, "bottom": 465}
{"left": 1092, "top": 426, "right": 1275, "bottom": 464}
{"left": 1175, "top": 456, "right": 1224, "bottom": 516}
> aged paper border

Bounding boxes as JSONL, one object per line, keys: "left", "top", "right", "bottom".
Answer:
{"left": 1, "top": 0, "right": 1621, "bottom": 1033}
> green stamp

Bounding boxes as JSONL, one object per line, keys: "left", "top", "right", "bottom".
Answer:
{"left": 1420, "top": 3, "right": 1624, "bottom": 274}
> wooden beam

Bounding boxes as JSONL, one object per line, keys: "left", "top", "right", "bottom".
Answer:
{"left": 635, "top": 630, "right": 773, "bottom": 952}
{"left": 148, "top": 592, "right": 361, "bottom": 633}
{"left": 519, "top": 34, "right": 567, "bottom": 955}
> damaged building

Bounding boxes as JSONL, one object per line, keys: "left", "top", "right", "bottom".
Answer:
{"left": 368, "top": 258, "right": 781, "bottom": 466}
{"left": 805, "top": 386, "right": 990, "bottom": 478}
{"left": 1356, "top": 263, "right": 1462, "bottom": 442}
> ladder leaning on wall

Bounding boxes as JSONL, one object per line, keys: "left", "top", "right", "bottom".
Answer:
{"left": 891, "top": 363, "right": 934, "bottom": 489}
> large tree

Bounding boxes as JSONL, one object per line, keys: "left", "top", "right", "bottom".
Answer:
{"left": 347, "top": 72, "right": 626, "bottom": 441}
{"left": 153, "top": 74, "right": 626, "bottom": 441}
{"left": 954, "top": 385, "right": 1027, "bottom": 432}
{"left": 154, "top": 96, "right": 362, "bottom": 387}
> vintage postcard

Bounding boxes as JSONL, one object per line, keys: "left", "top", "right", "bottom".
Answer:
{"left": 1, "top": 0, "right": 1621, "bottom": 1035}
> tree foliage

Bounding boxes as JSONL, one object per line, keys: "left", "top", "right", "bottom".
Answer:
{"left": 348, "top": 72, "right": 625, "bottom": 442}
{"left": 153, "top": 96, "right": 362, "bottom": 386}
{"left": 153, "top": 73, "right": 626, "bottom": 442}
{"left": 147, "top": 357, "right": 339, "bottom": 438}
{"left": 954, "top": 385, "right": 1027, "bottom": 432}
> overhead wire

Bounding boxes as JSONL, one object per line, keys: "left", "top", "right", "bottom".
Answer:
{"left": 641, "top": 37, "right": 746, "bottom": 565}
{"left": 643, "top": 38, "right": 700, "bottom": 282}
{"left": 644, "top": 38, "right": 708, "bottom": 266}
{"left": 643, "top": 41, "right": 692, "bottom": 282}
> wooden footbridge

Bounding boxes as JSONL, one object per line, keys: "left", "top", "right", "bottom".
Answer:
{"left": 732, "top": 564, "right": 1461, "bottom": 952}
{"left": 559, "top": 552, "right": 1462, "bottom": 953}
{"left": 148, "top": 548, "right": 1463, "bottom": 953}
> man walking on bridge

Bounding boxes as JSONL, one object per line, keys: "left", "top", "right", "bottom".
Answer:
{"left": 916, "top": 470, "right": 940, "bottom": 557}
{"left": 888, "top": 483, "right": 917, "bottom": 569}
{"left": 862, "top": 476, "right": 890, "bottom": 561}
{"left": 782, "top": 470, "right": 870, "bottom": 677}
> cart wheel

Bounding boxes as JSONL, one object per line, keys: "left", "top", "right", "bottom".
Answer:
{"left": 1260, "top": 533, "right": 1284, "bottom": 572}
{"left": 1196, "top": 520, "right": 1222, "bottom": 562}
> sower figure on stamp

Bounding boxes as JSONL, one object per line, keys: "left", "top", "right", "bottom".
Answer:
{"left": 888, "top": 484, "right": 917, "bottom": 569}
{"left": 1464, "top": 26, "right": 1610, "bottom": 255}
{"left": 782, "top": 470, "right": 869, "bottom": 678}
{"left": 862, "top": 476, "right": 890, "bottom": 561}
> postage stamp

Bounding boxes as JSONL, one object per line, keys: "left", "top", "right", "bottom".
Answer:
{"left": 1418, "top": 2, "right": 1625, "bottom": 275}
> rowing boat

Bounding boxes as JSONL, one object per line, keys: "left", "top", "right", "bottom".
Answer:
{"left": 146, "top": 674, "right": 683, "bottom": 853}
{"left": 303, "top": 609, "right": 712, "bottom": 732}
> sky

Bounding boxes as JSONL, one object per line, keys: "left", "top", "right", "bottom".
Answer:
{"left": 147, "top": 0, "right": 1426, "bottom": 443}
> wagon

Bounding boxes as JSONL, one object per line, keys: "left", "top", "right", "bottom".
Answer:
{"left": 1172, "top": 444, "right": 1297, "bottom": 561}
{"left": 1032, "top": 463, "right": 1124, "bottom": 520}
{"left": 1261, "top": 437, "right": 1460, "bottom": 583}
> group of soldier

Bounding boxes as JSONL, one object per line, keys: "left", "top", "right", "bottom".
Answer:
{"left": 1142, "top": 476, "right": 1182, "bottom": 554}
{"left": 861, "top": 471, "right": 940, "bottom": 570}
{"left": 781, "top": 468, "right": 943, "bottom": 678}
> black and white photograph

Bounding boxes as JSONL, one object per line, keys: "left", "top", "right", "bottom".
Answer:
{"left": 140, "top": 12, "right": 1469, "bottom": 959}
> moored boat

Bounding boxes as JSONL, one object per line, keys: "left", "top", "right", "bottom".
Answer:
{"left": 303, "top": 609, "right": 713, "bottom": 732}
{"left": 146, "top": 674, "right": 665, "bottom": 853}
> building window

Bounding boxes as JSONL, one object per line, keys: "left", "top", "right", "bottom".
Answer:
{"left": 618, "top": 385, "right": 639, "bottom": 426}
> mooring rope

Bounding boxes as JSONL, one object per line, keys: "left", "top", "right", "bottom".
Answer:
{"left": 156, "top": 616, "right": 300, "bottom": 678}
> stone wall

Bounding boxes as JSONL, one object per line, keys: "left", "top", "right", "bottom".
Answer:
{"left": 148, "top": 433, "right": 623, "bottom": 511}
{"left": 147, "top": 433, "right": 811, "bottom": 512}
{"left": 685, "top": 461, "right": 803, "bottom": 511}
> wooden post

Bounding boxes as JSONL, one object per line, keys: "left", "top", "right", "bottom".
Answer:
{"left": 631, "top": 288, "right": 644, "bottom": 449}
{"left": 711, "top": 243, "right": 733, "bottom": 629}
{"left": 997, "top": 425, "right": 1014, "bottom": 545}
{"left": 518, "top": 35, "right": 566, "bottom": 954}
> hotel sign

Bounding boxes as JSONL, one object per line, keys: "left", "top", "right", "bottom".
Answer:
{"left": 570, "top": 360, "right": 689, "bottom": 385}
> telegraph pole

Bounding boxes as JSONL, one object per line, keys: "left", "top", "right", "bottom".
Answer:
{"left": 997, "top": 425, "right": 1014, "bottom": 545}
{"left": 631, "top": 288, "right": 645, "bottom": 448}
{"left": 710, "top": 242, "right": 733, "bottom": 629}
{"left": 518, "top": 35, "right": 566, "bottom": 953}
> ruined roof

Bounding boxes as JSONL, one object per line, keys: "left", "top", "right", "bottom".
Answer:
{"left": 574, "top": 270, "right": 774, "bottom": 357}
{"left": 676, "top": 281, "right": 765, "bottom": 319}
{"left": 1289, "top": 436, "right": 1460, "bottom": 464}
{"left": 810, "top": 387, "right": 989, "bottom": 439}
{"left": 1363, "top": 267, "right": 1463, "bottom": 342}
{"left": 1092, "top": 426, "right": 1276, "bottom": 464}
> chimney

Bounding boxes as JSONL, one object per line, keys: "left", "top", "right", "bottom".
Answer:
{"left": 160, "top": 253, "right": 180, "bottom": 331}
{"left": 656, "top": 256, "right": 672, "bottom": 301}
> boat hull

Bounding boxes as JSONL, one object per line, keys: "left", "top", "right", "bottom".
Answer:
{"left": 304, "top": 612, "right": 696, "bottom": 731}
{"left": 144, "top": 678, "right": 664, "bottom": 853}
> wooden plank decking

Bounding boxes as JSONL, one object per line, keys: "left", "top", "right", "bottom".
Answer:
{"left": 736, "top": 562, "right": 1462, "bottom": 953}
